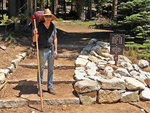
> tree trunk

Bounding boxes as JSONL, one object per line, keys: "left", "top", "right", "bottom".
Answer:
{"left": 8, "top": 0, "right": 17, "bottom": 17}
{"left": 39, "top": 0, "right": 44, "bottom": 10}
{"left": 87, "top": 0, "right": 92, "bottom": 19}
{"left": 113, "top": 0, "right": 118, "bottom": 20}
{"left": 71, "top": 0, "right": 76, "bottom": 12}
{"left": 54, "top": 0, "right": 58, "bottom": 15}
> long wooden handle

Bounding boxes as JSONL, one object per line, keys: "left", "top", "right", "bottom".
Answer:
{"left": 34, "top": 19, "right": 44, "bottom": 112}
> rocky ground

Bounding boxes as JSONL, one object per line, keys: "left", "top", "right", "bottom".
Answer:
{"left": 0, "top": 21, "right": 150, "bottom": 113}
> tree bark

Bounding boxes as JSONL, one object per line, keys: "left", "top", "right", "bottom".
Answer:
{"left": 113, "top": 0, "right": 118, "bottom": 20}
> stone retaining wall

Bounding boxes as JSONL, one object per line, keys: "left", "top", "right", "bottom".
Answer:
{"left": 73, "top": 39, "right": 150, "bottom": 105}
{"left": 0, "top": 50, "right": 29, "bottom": 90}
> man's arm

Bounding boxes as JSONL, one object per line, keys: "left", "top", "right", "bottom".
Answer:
{"left": 54, "top": 34, "right": 57, "bottom": 58}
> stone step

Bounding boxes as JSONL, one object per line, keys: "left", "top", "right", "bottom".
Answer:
{"left": 11, "top": 66, "right": 74, "bottom": 81}
{"left": 7, "top": 80, "right": 75, "bottom": 85}
{"left": 58, "top": 45, "right": 84, "bottom": 49}
{"left": 0, "top": 83, "right": 79, "bottom": 108}
{"left": 19, "top": 63, "right": 75, "bottom": 69}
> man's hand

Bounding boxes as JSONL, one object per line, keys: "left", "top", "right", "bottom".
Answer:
{"left": 33, "top": 28, "right": 38, "bottom": 35}
{"left": 54, "top": 51, "right": 57, "bottom": 58}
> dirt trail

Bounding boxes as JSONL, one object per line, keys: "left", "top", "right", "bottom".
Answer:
{"left": 0, "top": 24, "right": 150, "bottom": 113}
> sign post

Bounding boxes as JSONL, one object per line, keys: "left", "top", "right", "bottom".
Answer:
{"left": 110, "top": 33, "right": 125, "bottom": 65}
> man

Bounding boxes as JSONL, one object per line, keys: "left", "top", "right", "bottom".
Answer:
{"left": 33, "top": 8, "right": 57, "bottom": 96}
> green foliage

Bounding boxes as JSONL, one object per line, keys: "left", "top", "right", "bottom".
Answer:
{"left": 0, "top": 14, "right": 13, "bottom": 25}
{"left": 94, "top": 0, "right": 113, "bottom": 17}
{"left": 116, "top": 0, "right": 150, "bottom": 41}
{"left": 0, "top": 32, "right": 17, "bottom": 43}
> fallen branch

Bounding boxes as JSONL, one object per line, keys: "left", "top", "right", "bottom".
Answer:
{"left": 129, "top": 102, "right": 150, "bottom": 113}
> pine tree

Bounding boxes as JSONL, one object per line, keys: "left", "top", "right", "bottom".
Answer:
{"left": 116, "top": 0, "right": 150, "bottom": 42}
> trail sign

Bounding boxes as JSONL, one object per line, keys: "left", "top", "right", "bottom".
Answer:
{"left": 110, "top": 33, "right": 125, "bottom": 55}
{"left": 110, "top": 33, "right": 125, "bottom": 65}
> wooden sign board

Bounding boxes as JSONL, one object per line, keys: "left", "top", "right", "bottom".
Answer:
{"left": 110, "top": 33, "right": 125, "bottom": 55}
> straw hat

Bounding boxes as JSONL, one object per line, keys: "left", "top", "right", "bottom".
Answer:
{"left": 39, "top": 9, "right": 56, "bottom": 21}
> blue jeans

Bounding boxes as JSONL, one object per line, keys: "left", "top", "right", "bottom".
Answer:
{"left": 37, "top": 48, "right": 54, "bottom": 90}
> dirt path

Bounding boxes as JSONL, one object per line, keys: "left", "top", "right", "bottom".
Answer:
{"left": 0, "top": 23, "right": 150, "bottom": 113}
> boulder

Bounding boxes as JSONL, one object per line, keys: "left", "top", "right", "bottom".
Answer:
{"left": 140, "top": 87, "right": 150, "bottom": 100}
{"left": 74, "top": 69, "right": 87, "bottom": 80}
{"left": 120, "top": 91, "right": 139, "bottom": 102}
{"left": 121, "top": 62, "right": 133, "bottom": 72}
{"left": 100, "top": 77, "right": 126, "bottom": 90}
{"left": 138, "top": 60, "right": 149, "bottom": 68}
{"left": 88, "top": 39, "right": 97, "bottom": 45}
{"left": 115, "top": 68, "right": 130, "bottom": 77}
{"left": 98, "top": 90, "right": 120, "bottom": 103}
{"left": 0, "top": 73, "right": 6, "bottom": 84}
{"left": 144, "top": 79, "right": 150, "bottom": 88}
{"left": 86, "top": 61, "right": 98, "bottom": 76}
{"left": 132, "top": 64, "right": 140, "bottom": 72}
{"left": 88, "top": 55, "right": 100, "bottom": 64}
{"left": 124, "top": 77, "right": 145, "bottom": 90}
{"left": 118, "top": 55, "right": 132, "bottom": 64}
{"left": 0, "top": 69, "right": 10, "bottom": 76}
{"left": 104, "top": 66, "right": 113, "bottom": 76}
{"left": 78, "top": 91, "right": 97, "bottom": 105}
{"left": 74, "top": 80, "right": 100, "bottom": 93}
{"left": 75, "top": 58, "right": 89, "bottom": 67}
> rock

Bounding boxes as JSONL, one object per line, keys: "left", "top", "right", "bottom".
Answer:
{"left": 118, "top": 55, "right": 132, "bottom": 64}
{"left": 88, "top": 39, "right": 97, "bottom": 45}
{"left": 90, "top": 51, "right": 109, "bottom": 61}
{"left": 124, "top": 77, "right": 145, "bottom": 90}
{"left": 115, "top": 68, "right": 130, "bottom": 77}
{"left": 140, "top": 87, "right": 150, "bottom": 100}
{"left": 132, "top": 64, "right": 140, "bottom": 72}
{"left": 82, "top": 45, "right": 93, "bottom": 53}
{"left": 100, "top": 77, "right": 126, "bottom": 90}
{"left": 0, "top": 45, "right": 6, "bottom": 50}
{"left": 120, "top": 91, "right": 139, "bottom": 102}
{"left": 130, "top": 71, "right": 140, "bottom": 77}
{"left": 97, "top": 64, "right": 105, "bottom": 70}
{"left": 138, "top": 60, "right": 149, "bottom": 68}
{"left": 86, "top": 61, "right": 98, "bottom": 76}
{"left": 80, "top": 50, "right": 88, "bottom": 55}
{"left": 78, "top": 91, "right": 97, "bottom": 105}
{"left": 104, "top": 66, "right": 113, "bottom": 76}
{"left": 74, "top": 69, "right": 88, "bottom": 80}
{"left": 121, "top": 62, "right": 133, "bottom": 72}
{"left": 75, "top": 58, "right": 89, "bottom": 67}
{"left": 98, "top": 60, "right": 107, "bottom": 65}
{"left": 88, "top": 75, "right": 103, "bottom": 81}
{"left": 19, "top": 52, "right": 27, "bottom": 58}
{"left": 0, "top": 73, "right": 6, "bottom": 84}
{"left": 144, "top": 79, "right": 150, "bottom": 88}
{"left": 108, "top": 61, "right": 115, "bottom": 65}
{"left": 74, "top": 80, "right": 100, "bottom": 93}
{"left": 96, "top": 41, "right": 106, "bottom": 47}
{"left": 11, "top": 59, "right": 21, "bottom": 67}
{"left": 0, "top": 69, "right": 10, "bottom": 76}
{"left": 140, "top": 71, "right": 150, "bottom": 78}
{"left": 100, "top": 53, "right": 113, "bottom": 60}
{"left": 78, "top": 55, "right": 89, "bottom": 60}
{"left": 98, "top": 90, "right": 120, "bottom": 103}
{"left": 114, "top": 73, "right": 121, "bottom": 78}
{"left": 88, "top": 55, "right": 100, "bottom": 64}
{"left": 8, "top": 64, "right": 15, "bottom": 73}
{"left": 91, "top": 46, "right": 102, "bottom": 55}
